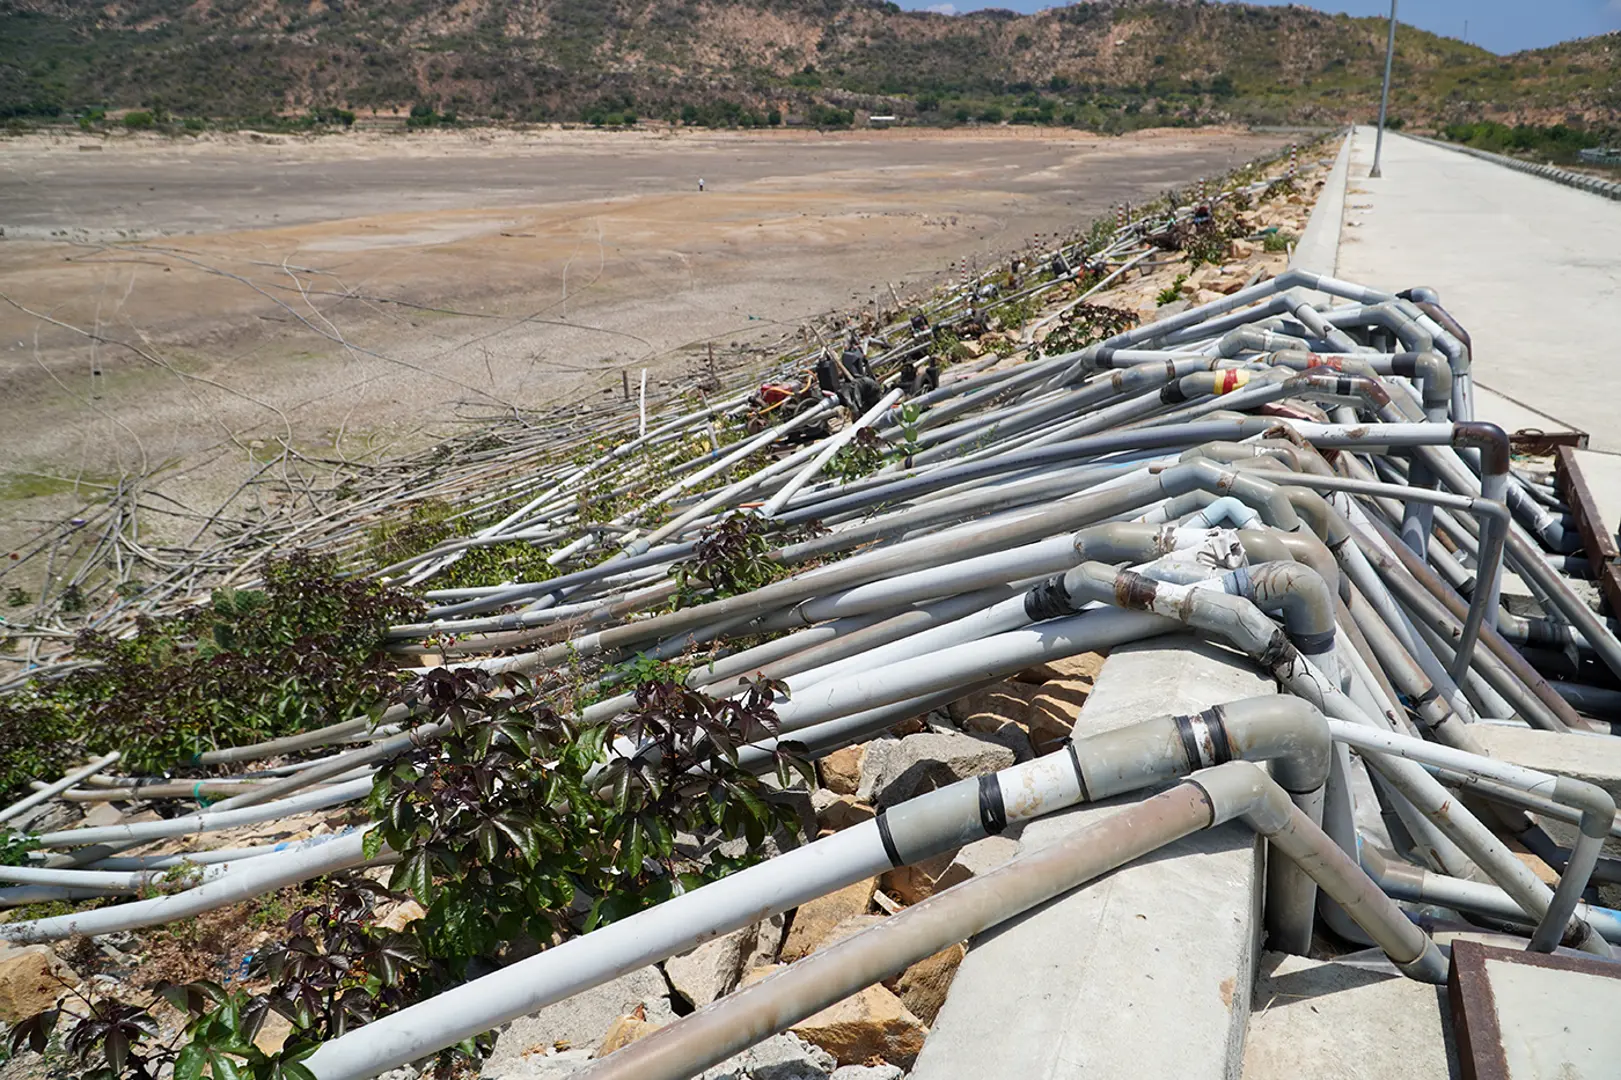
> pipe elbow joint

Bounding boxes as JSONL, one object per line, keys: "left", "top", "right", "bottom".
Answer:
{"left": 1171, "top": 458, "right": 1301, "bottom": 529}
{"left": 1390, "top": 350, "right": 1452, "bottom": 410}
{"left": 1214, "top": 696, "right": 1332, "bottom": 796}
{"left": 1397, "top": 286, "right": 1441, "bottom": 305}
{"left": 1186, "top": 759, "right": 1281, "bottom": 830}
{"left": 1218, "top": 325, "right": 1269, "bottom": 358}
{"left": 1452, "top": 421, "right": 1510, "bottom": 477}
{"left": 1226, "top": 473, "right": 1304, "bottom": 534}
{"left": 1554, "top": 776, "right": 1617, "bottom": 841}
{"left": 1224, "top": 561, "right": 1336, "bottom": 660}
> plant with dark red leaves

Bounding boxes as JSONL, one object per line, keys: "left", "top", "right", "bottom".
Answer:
{"left": 366, "top": 666, "right": 810, "bottom": 978}
{"left": 5, "top": 882, "right": 424, "bottom": 1080}
{"left": 672, "top": 513, "right": 782, "bottom": 607}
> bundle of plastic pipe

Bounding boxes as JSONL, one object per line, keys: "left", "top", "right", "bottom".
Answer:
{"left": 12, "top": 142, "right": 1619, "bottom": 1080}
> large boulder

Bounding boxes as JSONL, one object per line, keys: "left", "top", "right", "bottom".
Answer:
{"left": 482, "top": 965, "right": 674, "bottom": 1072}
{"left": 856, "top": 732, "right": 1014, "bottom": 809}
{"left": 790, "top": 984, "right": 927, "bottom": 1067}
{"left": 0, "top": 945, "right": 79, "bottom": 1024}
{"left": 781, "top": 878, "right": 877, "bottom": 962}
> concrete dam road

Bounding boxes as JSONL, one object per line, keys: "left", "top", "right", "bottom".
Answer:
{"left": 1334, "top": 129, "right": 1621, "bottom": 453}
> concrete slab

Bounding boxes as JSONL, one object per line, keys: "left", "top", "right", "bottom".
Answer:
{"left": 1290, "top": 130, "right": 1352, "bottom": 277}
{"left": 1450, "top": 939, "right": 1621, "bottom": 1080}
{"left": 1334, "top": 129, "right": 1621, "bottom": 451}
{"left": 1241, "top": 952, "right": 1456, "bottom": 1080}
{"left": 1469, "top": 724, "right": 1621, "bottom": 806}
{"left": 911, "top": 635, "right": 1273, "bottom": 1080}
{"left": 1471, "top": 384, "right": 1583, "bottom": 447}
{"left": 1485, "top": 959, "right": 1621, "bottom": 1079}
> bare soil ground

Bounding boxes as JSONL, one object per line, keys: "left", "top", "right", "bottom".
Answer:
{"left": 0, "top": 124, "right": 1290, "bottom": 561}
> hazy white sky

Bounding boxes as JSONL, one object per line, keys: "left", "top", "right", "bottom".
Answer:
{"left": 899, "top": 0, "right": 1621, "bottom": 55}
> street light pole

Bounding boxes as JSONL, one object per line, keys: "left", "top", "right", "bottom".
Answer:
{"left": 1370, "top": 0, "right": 1398, "bottom": 178}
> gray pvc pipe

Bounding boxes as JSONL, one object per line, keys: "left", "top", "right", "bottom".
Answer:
{"left": 0, "top": 752, "right": 120, "bottom": 824}
{"left": 300, "top": 693, "right": 1335, "bottom": 1080}
{"left": 573, "top": 761, "right": 1440, "bottom": 1080}
{"left": 1056, "top": 560, "right": 1606, "bottom": 952}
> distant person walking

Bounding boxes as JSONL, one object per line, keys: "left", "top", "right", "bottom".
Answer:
{"left": 698, "top": 177, "right": 705, "bottom": 192}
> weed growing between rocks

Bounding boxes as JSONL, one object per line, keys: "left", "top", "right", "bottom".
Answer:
{"left": 1040, "top": 303, "right": 1141, "bottom": 356}
{"left": 828, "top": 428, "right": 889, "bottom": 484}
{"left": 8, "top": 881, "right": 425, "bottom": 1080}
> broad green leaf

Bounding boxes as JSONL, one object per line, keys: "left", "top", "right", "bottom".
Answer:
{"left": 173, "top": 1043, "right": 206, "bottom": 1080}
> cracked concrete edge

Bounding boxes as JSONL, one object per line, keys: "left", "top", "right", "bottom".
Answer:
{"left": 1290, "top": 126, "right": 1354, "bottom": 277}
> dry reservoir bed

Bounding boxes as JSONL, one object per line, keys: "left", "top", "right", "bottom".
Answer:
{"left": 0, "top": 124, "right": 1289, "bottom": 557}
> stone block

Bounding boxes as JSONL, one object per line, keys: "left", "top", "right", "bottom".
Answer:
{"left": 790, "top": 984, "right": 927, "bottom": 1068}
{"left": 780, "top": 878, "right": 877, "bottom": 962}
{"left": 818, "top": 745, "right": 866, "bottom": 796}
{"left": 1015, "top": 651, "right": 1106, "bottom": 685}
{"left": 0, "top": 945, "right": 79, "bottom": 1024}
{"left": 666, "top": 924, "right": 753, "bottom": 1008}
{"left": 893, "top": 943, "right": 965, "bottom": 1025}
{"left": 856, "top": 732, "right": 1014, "bottom": 809}
{"left": 1023, "top": 678, "right": 1092, "bottom": 754}
{"left": 1240, "top": 952, "right": 1455, "bottom": 1080}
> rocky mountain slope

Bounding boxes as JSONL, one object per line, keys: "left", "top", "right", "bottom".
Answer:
{"left": 1, "top": 0, "right": 1616, "bottom": 128}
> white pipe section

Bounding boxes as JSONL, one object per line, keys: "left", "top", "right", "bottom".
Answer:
{"left": 30, "top": 777, "right": 372, "bottom": 849}
{"left": 762, "top": 388, "right": 903, "bottom": 518}
{"left": 1328, "top": 721, "right": 1557, "bottom": 800}
{"left": 0, "top": 751, "right": 120, "bottom": 824}
{"left": 0, "top": 830, "right": 377, "bottom": 943}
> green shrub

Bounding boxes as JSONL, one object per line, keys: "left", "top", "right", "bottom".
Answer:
{"left": 1440, "top": 119, "right": 1604, "bottom": 162}
{"left": 672, "top": 514, "right": 782, "bottom": 608}
{"left": 1156, "top": 274, "right": 1189, "bottom": 306}
{"left": 122, "top": 110, "right": 153, "bottom": 129}
{"left": 1262, "top": 230, "right": 1295, "bottom": 253}
{"left": 828, "top": 428, "right": 887, "bottom": 484}
{"left": 0, "top": 552, "right": 421, "bottom": 792}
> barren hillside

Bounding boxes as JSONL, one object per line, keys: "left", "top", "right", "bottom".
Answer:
{"left": 1, "top": 0, "right": 1617, "bottom": 128}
